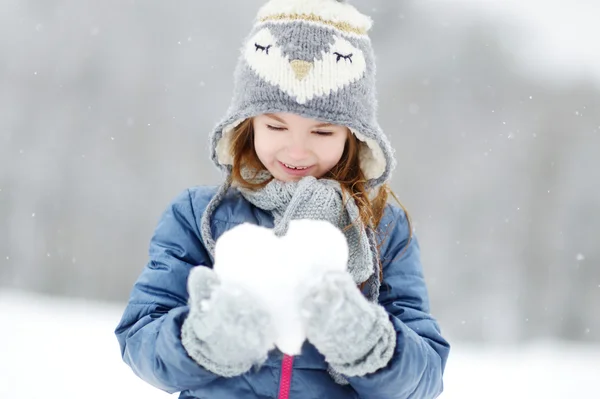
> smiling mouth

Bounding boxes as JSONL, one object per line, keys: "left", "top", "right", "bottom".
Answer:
{"left": 281, "top": 162, "right": 311, "bottom": 170}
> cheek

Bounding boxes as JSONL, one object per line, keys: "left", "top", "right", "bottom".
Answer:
{"left": 253, "top": 131, "right": 272, "bottom": 161}
{"left": 320, "top": 137, "right": 347, "bottom": 166}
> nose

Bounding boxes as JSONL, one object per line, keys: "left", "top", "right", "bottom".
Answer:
{"left": 286, "top": 132, "right": 311, "bottom": 160}
{"left": 290, "top": 60, "right": 313, "bottom": 80}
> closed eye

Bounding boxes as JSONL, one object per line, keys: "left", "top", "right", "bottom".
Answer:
{"left": 255, "top": 43, "right": 272, "bottom": 54}
{"left": 267, "top": 125, "right": 332, "bottom": 136}
{"left": 333, "top": 52, "right": 353, "bottom": 63}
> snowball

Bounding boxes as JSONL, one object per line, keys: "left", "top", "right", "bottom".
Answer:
{"left": 212, "top": 219, "right": 349, "bottom": 355}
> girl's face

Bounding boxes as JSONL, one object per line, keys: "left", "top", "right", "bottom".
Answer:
{"left": 252, "top": 112, "right": 349, "bottom": 182}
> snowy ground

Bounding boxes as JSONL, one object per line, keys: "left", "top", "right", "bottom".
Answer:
{"left": 1, "top": 290, "right": 598, "bottom": 398}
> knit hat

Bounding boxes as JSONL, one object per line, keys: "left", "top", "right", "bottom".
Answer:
{"left": 209, "top": 0, "right": 396, "bottom": 188}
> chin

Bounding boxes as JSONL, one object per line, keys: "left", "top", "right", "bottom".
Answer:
{"left": 271, "top": 171, "right": 312, "bottom": 182}
{"left": 275, "top": 175, "right": 300, "bottom": 182}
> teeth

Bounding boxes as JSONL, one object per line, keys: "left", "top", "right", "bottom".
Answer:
{"left": 284, "top": 163, "right": 308, "bottom": 170}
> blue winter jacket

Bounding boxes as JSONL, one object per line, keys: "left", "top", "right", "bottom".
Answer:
{"left": 115, "top": 186, "right": 450, "bottom": 399}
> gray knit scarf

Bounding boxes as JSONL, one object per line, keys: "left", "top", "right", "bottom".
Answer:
{"left": 200, "top": 171, "right": 382, "bottom": 385}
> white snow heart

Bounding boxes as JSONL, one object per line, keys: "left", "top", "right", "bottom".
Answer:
{"left": 213, "top": 219, "right": 349, "bottom": 355}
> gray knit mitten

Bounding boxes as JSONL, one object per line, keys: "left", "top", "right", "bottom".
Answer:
{"left": 181, "top": 266, "right": 276, "bottom": 377}
{"left": 301, "top": 271, "right": 396, "bottom": 377}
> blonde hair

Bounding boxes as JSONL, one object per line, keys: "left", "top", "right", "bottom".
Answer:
{"left": 228, "top": 118, "right": 412, "bottom": 287}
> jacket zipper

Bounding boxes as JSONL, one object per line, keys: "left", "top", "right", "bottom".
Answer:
{"left": 278, "top": 354, "right": 294, "bottom": 399}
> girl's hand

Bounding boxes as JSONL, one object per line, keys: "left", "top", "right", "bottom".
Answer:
{"left": 181, "top": 266, "right": 276, "bottom": 377}
{"left": 300, "top": 271, "right": 396, "bottom": 377}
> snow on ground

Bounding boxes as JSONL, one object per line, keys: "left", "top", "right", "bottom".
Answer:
{"left": 0, "top": 289, "right": 598, "bottom": 398}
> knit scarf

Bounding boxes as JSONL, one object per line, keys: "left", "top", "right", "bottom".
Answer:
{"left": 199, "top": 171, "right": 382, "bottom": 385}
{"left": 201, "top": 170, "right": 381, "bottom": 301}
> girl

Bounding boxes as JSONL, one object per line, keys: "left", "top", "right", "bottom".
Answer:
{"left": 115, "top": 0, "right": 450, "bottom": 398}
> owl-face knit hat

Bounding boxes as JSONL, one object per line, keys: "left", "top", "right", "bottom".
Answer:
{"left": 209, "top": 0, "right": 396, "bottom": 188}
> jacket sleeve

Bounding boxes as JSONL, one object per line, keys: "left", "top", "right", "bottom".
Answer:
{"left": 347, "top": 205, "right": 450, "bottom": 399}
{"left": 114, "top": 188, "right": 220, "bottom": 393}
